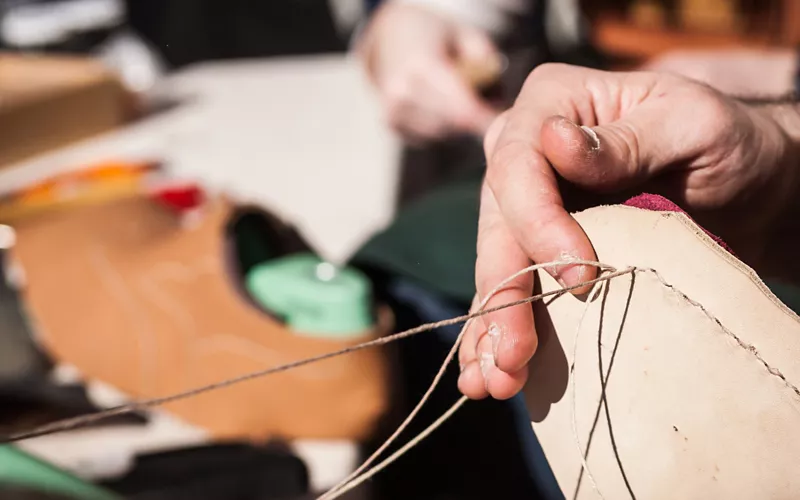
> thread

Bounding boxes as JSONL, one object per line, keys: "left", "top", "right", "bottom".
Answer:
{"left": 570, "top": 281, "right": 608, "bottom": 499}
{"left": 321, "top": 265, "right": 800, "bottom": 499}
{"left": 1, "top": 260, "right": 620, "bottom": 444}
{"left": 4, "top": 259, "right": 790, "bottom": 500}
{"left": 319, "top": 261, "right": 621, "bottom": 499}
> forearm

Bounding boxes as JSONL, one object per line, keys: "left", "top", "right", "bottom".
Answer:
{"left": 773, "top": 100, "right": 800, "bottom": 270}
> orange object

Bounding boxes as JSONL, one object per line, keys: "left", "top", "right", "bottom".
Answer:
{"left": 0, "top": 161, "right": 162, "bottom": 222}
{"left": 8, "top": 193, "right": 391, "bottom": 442}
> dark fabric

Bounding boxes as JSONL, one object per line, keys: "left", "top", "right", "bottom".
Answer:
{"left": 100, "top": 443, "right": 309, "bottom": 500}
{"left": 125, "top": 0, "right": 346, "bottom": 69}
{"left": 0, "top": 250, "right": 51, "bottom": 385}
{"left": 397, "top": 138, "right": 485, "bottom": 207}
{"left": 352, "top": 183, "right": 800, "bottom": 323}
{"left": 358, "top": 276, "right": 547, "bottom": 500}
{"left": 0, "top": 485, "right": 76, "bottom": 500}
{"left": 352, "top": 177, "right": 482, "bottom": 304}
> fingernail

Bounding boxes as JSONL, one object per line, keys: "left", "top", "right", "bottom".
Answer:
{"left": 553, "top": 250, "right": 586, "bottom": 288}
{"left": 553, "top": 250, "right": 577, "bottom": 287}
{"left": 479, "top": 351, "right": 494, "bottom": 391}
{"left": 580, "top": 125, "right": 601, "bottom": 151}
{"left": 488, "top": 322, "right": 503, "bottom": 362}
{"left": 488, "top": 323, "right": 500, "bottom": 357}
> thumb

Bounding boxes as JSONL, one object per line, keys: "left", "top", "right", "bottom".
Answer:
{"left": 540, "top": 112, "right": 675, "bottom": 192}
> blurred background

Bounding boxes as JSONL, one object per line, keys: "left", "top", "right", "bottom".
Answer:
{"left": 0, "top": 1, "right": 798, "bottom": 499}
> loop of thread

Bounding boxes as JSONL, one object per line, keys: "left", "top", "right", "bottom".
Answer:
{"left": 319, "top": 260, "right": 623, "bottom": 500}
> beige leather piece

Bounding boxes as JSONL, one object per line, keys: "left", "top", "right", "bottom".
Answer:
{"left": 525, "top": 206, "right": 800, "bottom": 500}
{"left": 8, "top": 195, "right": 390, "bottom": 442}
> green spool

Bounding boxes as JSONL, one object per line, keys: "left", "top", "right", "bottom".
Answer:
{"left": 246, "top": 253, "right": 374, "bottom": 338}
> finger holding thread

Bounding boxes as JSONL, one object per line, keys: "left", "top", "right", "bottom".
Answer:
{"left": 473, "top": 183, "right": 537, "bottom": 396}
{"left": 483, "top": 89, "right": 597, "bottom": 294}
{"left": 475, "top": 330, "right": 529, "bottom": 400}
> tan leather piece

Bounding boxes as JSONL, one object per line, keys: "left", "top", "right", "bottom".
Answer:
{"left": 525, "top": 206, "right": 800, "bottom": 499}
{"left": 8, "top": 195, "right": 390, "bottom": 442}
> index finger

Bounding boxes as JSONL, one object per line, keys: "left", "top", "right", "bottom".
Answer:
{"left": 474, "top": 180, "right": 537, "bottom": 385}
{"left": 483, "top": 69, "right": 597, "bottom": 292}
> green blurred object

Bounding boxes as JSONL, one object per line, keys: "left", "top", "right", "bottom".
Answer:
{"left": 351, "top": 178, "right": 482, "bottom": 304}
{"left": 765, "top": 280, "right": 800, "bottom": 316}
{"left": 0, "top": 445, "right": 119, "bottom": 500}
{"left": 246, "top": 253, "right": 374, "bottom": 337}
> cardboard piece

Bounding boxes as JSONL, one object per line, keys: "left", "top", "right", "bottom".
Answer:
{"left": 524, "top": 205, "right": 800, "bottom": 499}
{"left": 0, "top": 53, "right": 127, "bottom": 169}
{"left": 7, "top": 193, "right": 390, "bottom": 442}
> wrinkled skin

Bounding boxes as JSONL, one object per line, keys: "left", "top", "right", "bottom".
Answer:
{"left": 458, "top": 63, "right": 800, "bottom": 400}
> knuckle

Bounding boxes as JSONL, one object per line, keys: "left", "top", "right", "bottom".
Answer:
{"left": 607, "top": 121, "right": 644, "bottom": 181}
{"left": 524, "top": 62, "right": 569, "bottom": 88}
{"left": 525, "top": 201, "right": 563, "bottom": 235}
{"left": 485, "top": 139, "right": 530, "bottom": 191}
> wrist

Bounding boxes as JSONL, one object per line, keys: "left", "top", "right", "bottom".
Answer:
{"left": 750, "top": 99, "right": 800, "bottom": 283}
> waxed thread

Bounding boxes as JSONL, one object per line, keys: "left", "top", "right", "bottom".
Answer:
{"left": 320, "top": 261, "right": 620, "bottom": 500}
{"left": 570, "top": 281, "right": 608, "bottom": 499}
{"left": 0, "top": 260, "right": 621, "bottom": 444}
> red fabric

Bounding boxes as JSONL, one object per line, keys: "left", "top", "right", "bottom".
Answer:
{"left": 623, "top": 193, "right": 733, "bottom": 255}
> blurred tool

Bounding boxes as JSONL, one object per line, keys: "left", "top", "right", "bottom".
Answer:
{"left": 456, "top": 50, "right": 507, "bottom": 92}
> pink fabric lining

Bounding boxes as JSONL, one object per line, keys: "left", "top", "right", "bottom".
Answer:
{"left": 623, "top": 193, "right": 733, "bottom": 255}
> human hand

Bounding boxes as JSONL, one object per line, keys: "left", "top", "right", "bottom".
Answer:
{"left": 644, "top": 48, "right": 797, "bottom": 97}
{"left": 457, "top": 63, "right": 800, "bottom": 400}
{"left": 356, "top": 2, "right": 501, "bottom": 143}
